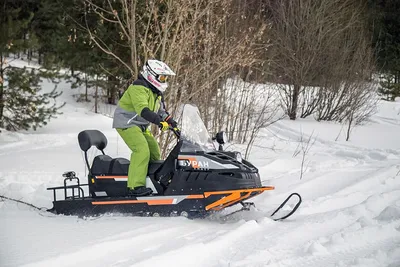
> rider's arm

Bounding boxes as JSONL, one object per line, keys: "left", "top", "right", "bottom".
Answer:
{"left": 130, "top": 86, "right": 161, "bottom": 125}
{"left": 141, "top": 107, "right": 162, "bottom": 124}
{"left": 157, "top": 97, "right": 170, "bottom": 121}
{"left": 158, "top": 96, "right": 177, "bottom": 128}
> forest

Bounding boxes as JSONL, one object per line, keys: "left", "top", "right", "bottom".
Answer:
{"left": 1, "top": 0, "right": 400, "bottom": 144}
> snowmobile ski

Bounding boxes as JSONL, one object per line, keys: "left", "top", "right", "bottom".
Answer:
{"left": 216, "top": 192, "right": 302, "bottom": 221}
{"left": 270, "top": 193, "right": 302, "bottom": 221}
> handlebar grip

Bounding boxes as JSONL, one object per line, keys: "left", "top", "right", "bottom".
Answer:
{"left": 170, "top": 127, "right": 181, "bottom": 138}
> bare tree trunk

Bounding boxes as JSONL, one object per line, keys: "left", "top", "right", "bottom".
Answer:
{"left": 239, "top": 89, "right": 251, "bottom": 142}
{"left": 95, "top": 76, "right": 99, "bottom": 113}
{"left": 107, "top": 75, "right": 117, "bottom": 104}
{"left": 289, "top": 84, "right": 300, "bottom": 120}
{"left": 129, "top": 0, "right": 138, "bottom": 75}
{"left": 38, "top": 50, "right": 42, "bottom": 65}
{"left": 346, "top": 112, "right": 353, "bottom": 141}
{"left": 0, "top": 52, "right": 4, "bottom": 127}
{"left": 160, "top": 0, "right": 171, "bottom": 60}
{"left": 85, "top": 70, "right": 89, "bottom": 102}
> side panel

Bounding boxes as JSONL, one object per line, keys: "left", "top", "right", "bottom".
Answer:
{"left": 164, "top": 170, "right": 262, "bottom": 195}
{"left": 52, "top": 196, "right": 206, "bottom": 217}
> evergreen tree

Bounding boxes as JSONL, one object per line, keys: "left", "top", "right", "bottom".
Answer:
{"left": 368, "top": 0, "right": 400, "bottom": 101}
{"left": 369, "top": 0, "right": 400, "bottom": 73}
{"left": 2, "top": 67, "right": 64, "bottom": 130}
{"left": 378, "top": 73, "right": 400, "bottom": 101}
{"left": 0, "top": 0, "right": 65, "bottom": 131}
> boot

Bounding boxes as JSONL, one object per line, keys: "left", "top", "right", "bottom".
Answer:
{"left": 127, "top": 186, "right": 153, "bottom": 197}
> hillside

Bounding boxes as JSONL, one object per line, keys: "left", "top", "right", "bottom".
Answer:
{"left": 1, "top": 72, "right": 400, "bottom": 267}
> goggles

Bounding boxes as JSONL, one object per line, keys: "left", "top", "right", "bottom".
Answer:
{"left": 157, "top": 74, "right": 168, "bottom": 83}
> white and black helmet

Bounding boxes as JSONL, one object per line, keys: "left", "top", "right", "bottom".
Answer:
{"left": 141, "top": 59, "right": 176, "bottom": 93}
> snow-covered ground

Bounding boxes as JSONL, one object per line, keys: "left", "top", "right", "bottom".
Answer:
{"left": 1, "top": 62, "right": 400, "bottom": 266}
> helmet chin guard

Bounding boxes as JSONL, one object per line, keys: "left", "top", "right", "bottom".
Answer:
{"left": 141, "top": 59, "right": 176, "bottom": 93}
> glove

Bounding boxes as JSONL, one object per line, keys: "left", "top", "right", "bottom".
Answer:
{"left": 165, "top": 115, "right": 178, "bottom": 128}
{"left": 159, "top": 121, "right": 169, "bottom": 131}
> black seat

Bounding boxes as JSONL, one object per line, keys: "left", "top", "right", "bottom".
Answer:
{"left": 109, "top": 158, "right": 130, "bottom": 175}
{"left": 91, "top": 155, "right": 113, "bottom": 175}
{"left": 106, "top": 159, "right": 164, "bottom": 176}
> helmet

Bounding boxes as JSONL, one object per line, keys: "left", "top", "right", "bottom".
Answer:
{"left": 141, "top": 59, "right": 176, "bottom": 93}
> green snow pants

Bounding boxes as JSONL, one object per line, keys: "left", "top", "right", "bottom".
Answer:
{"left": 116, "top": 126, "right": 161, "bottom": 189}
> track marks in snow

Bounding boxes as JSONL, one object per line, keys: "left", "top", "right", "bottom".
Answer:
{"left": 18, "top": 217, "right": 260, "bottom": 267}
{"left": 225, "top": 204, "right": 400, "bottom": 267}
{"left": 22, "top": 223, "right": 191, "bottom": 267}
{"left": 131, "top": 219, "right": 275, "bottom": 267}
{"left": 223, "top": 164, "right": 400, "bottom": 267}
{"left": 298, "top": 165, "right": 400, "bottom": 215}
{"left": 268, "top": 220, "right": 400, "bottom": 267}
{"left": 11, "top": 216, "right": 201, "bottom": 267}
{"left": 0, "top": 133, "right": 72, "bottom": 156}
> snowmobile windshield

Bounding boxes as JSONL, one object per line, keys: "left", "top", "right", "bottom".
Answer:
{"left": 178, "top": 104, "right": 216, "bottom": 152}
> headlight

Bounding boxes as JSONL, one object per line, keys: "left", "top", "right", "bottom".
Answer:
{"left": 215, "top": 131, "right": 228, "bottom": 144}
{"left": 235, "top": 152, "right": 243, "bottom": 162}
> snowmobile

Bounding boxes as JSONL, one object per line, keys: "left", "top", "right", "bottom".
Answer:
{"left": 47, "top": 104, "right": 301, "bottom": 219}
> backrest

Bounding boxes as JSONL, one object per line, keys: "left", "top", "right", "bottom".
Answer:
{"left": 78, "top": 130, "right": 108, "bottom": 152}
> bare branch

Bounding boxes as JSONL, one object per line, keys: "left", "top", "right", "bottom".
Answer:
{"left": 106, "top": 0, "right": 131, "bottom": 41}
{"left": 292, "top": 130, "right": 317, "bottom": 180}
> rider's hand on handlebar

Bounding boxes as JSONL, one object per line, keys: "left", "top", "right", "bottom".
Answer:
{"left": 172, "top": 127, "right": 181, "bottom": 138}
{"left": 159, "top": 121, "right": 169, "bottom": 131}
{"left": 165, "top": 115, "right": 178, "bottom": 128}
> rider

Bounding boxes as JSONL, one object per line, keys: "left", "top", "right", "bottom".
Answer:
{"left": 112, "top": 59, "right": 179, "bottom": 196}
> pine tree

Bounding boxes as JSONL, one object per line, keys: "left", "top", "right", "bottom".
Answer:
{"left": 367, "top": 0, "right": 400, "bottom": 101}
{"left": 378, "top": 73, "right": 400, "bottom": 101}
{"left": 2, "top": 67, "right": 65, "bottom": 130}
{"left": 369, "top": 0, "right": 400, "bottom": 73}
{"left": 0, "top": 1, "right": 65, "bottom": 131}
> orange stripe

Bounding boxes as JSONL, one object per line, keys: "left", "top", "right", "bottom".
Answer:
{"left": 95, "top": 176, "right": 128, "bottom": 179}
{"left": 204, "top": 187, "right": 275, "bottom": 211}
{"left": 92, "top": 199, "right": 174, "bottom": 205}
{"left": 206, "top": 191, "right": 241, "bottom": 210}
{"left": 204, "top": 187, "right": 274, "bottom": 198}
{"left": 186, "top": 194, "right": 204, "bottom": 199}
{"left": 212, "top": 191, "right": 252, "bottom": 211}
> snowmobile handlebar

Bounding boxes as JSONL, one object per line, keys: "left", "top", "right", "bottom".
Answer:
{"left": 170, "top": 126, "right": 181, "bottom": 139}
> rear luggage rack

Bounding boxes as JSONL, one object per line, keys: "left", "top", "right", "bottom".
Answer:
{"left": 47, "top": 171, "right": 88, "bottom": 202}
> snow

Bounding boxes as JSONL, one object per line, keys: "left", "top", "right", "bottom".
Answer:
{"left": 1, "top": 60, "right": 400, "bottom": 267}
